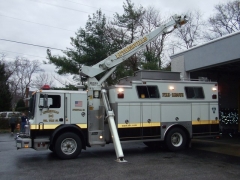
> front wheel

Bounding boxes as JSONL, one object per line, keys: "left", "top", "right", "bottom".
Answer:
{"left": 165, "top": 127, "right": 187, "bottom": 151}
{"left": 55, "top": 132, "right": 82, "bottom": 160}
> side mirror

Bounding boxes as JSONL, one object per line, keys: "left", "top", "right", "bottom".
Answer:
{"left": 39, "top": 98, "right": 44, "bottom": 110}
{"left": 43, "top": 94, "right": 48, "bottom": 107}
{"left": 39, "top": 94, "right": 48, "bottom": 109}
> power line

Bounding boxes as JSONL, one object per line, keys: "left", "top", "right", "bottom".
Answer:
{"left": 0, "top": 38, "right": 63, "bottom": 51}
{"left": 29, "top": 0, "right": 95, "bottom": 15}
{"left": 0, "top": 14, "right": 75, "bottom": 32}
{"left": 0, "top": 1, "right": 114, "bottom": 35}
{"left": 0, "top": 49, "right": 47, "bottom": 59}
{"left": 64, "top": 0, "right": 115, "bottom": 13}
{"left": 28, "top": 0, "right": 113, "bottom": 18}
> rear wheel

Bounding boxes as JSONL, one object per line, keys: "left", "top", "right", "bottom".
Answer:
{"left": 55, "top": 132, "right": 82, "bottom": 160}
{"left": 165, "top": 127, "right": 187, "bottom": 151}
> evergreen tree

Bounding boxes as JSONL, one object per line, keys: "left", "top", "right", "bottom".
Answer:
{"left": 47, "top": 10, "right": 115, "bottom": 77}
{"left": 46, "top": 1, "right": 171, "bottom": 86}
{"left": 15, "top": 99, "right": 25, "bottom": 111}
{"left": 113, "top": 0, "right": 145, "bottom": 72}
{"left": 0, "top": 62, "right": 12, "bottom": 111}
{"left": 141, "top": 51, "right": 161, "bottom": 70}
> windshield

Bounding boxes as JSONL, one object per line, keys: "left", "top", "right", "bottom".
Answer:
{"left": 29, "top": 94, "right": 36, "bottom": 119}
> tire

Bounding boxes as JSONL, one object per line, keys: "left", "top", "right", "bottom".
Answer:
{"left": 55, "top": 132, "right": 82, "bottom": 160}
{"left": 165, "top": 127, "right": 187, "bottom": 151}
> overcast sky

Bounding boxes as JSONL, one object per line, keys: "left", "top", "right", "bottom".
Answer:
{"left": 0, "top": 0, "right": 233, "bottom": 88}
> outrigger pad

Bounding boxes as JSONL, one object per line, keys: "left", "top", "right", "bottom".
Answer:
{"left": 115, "top": 157, "right": 127, "bottom": 163}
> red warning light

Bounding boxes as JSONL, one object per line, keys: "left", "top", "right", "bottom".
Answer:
{"left": 42, "top": 85, "right": 50, "bottom": 90}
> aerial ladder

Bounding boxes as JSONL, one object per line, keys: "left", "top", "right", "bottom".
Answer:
{"left": 80, "top": 15, "right": 188, "bottom": 162}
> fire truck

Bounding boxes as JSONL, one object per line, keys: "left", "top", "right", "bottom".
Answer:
{"left": 16, "top": 15, "right": 219, "bottom": 162}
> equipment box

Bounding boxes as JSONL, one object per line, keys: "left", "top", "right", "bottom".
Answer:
{"left": 16, "top": 138, "right": 32, "bottom": 149}
{"left": 33, "top": 138, "right": 50, "bottom": 151}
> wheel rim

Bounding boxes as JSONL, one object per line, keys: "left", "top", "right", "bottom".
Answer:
{"left": 61, "top": 138, "right": 77, "bottom": 155}
{"left": 171, "top": 132, "right": 183, "bottom": 147}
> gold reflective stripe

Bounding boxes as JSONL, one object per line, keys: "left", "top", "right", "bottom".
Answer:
{"left": 118, "top": 124, "right": 141, "bottom": 128}
{"left": 30, "top": 124, "right": 87, "bottom": 129}
{"left": 192, "top": 120, "right": 219, "bottom": 125}
{"left": 211, "top": 120, "right": 220, "bottom": 124}
{"left": 118, "top": 122, "right": 161, "bottom": 128}
{"left": 142, "top": 122, "right": 161, "bottom": 127}
{"left": 76, "top": 124, "right": 87, "bottom": 128}
{"left": 30, "top": 124, "right": 60, "bottom": 129}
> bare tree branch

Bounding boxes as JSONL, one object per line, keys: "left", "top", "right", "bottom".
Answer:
{"left": 31, "top": 73, "right": 55, "bottom": 89}
{"left": 169, "top": 10, "right": 205, "bottom": 53}
{"left": 205, "top": 0, "right": 240, "bottom": 40}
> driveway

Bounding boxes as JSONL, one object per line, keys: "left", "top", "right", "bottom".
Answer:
{"left": 0, "top": 133, "right": 240, "bottom": 180}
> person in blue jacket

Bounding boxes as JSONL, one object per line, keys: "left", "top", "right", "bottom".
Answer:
{"left": 21, "top": 113, "right": 27, "bottom": 133}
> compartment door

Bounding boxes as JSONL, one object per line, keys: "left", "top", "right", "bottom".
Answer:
{"left": 141, "top": 103, "right": 161, "bottom": 139}
{"left": 118, "top": 103, "right": 141, "bottom": 140}
{"left": 192, "top": 103, "right": 211, "bottom": 137}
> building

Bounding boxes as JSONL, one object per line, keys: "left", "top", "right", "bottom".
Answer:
{"left": 171, "top": 31, "right": 240, "bottom": 134}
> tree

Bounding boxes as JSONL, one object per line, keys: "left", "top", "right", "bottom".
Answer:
{"left": 7, "top": 58, "right": 43, "bottom": 105}
{"left": 141, "top": 51, "right": 161, "bottom": 70}
{"left": 205, "top": 0, "right": 240, "bottom": 40}
{"left": 0, "top": 61, "right": 12, "bottom": 111}
{"left": 47, "top": 4, "right": 144, "bottom": 85}
{"left": 47, "top": 10, "right": 114, "bottom": 77}
{"left": 47, "top": 10, "right": 124, "bottom": 85}
{"left": 169, "top": 10, "right": 205, "bottom": 52}
{"left": 112, "top": 5, "right": 175, "bottom": 71}
{"left": 139, "top": 7, "right": 172, "bottom": 70}
{"left": 47, "top": 1, "right": 176, "bottom": 86}
{"left": 15, "top": 99, "right": 26, "bottom": 112}
{"left": 32, "top": 73, "right": 55, "bottom": 89}
{"left": 113, "top": 0, "right": 145, "bottom": 72}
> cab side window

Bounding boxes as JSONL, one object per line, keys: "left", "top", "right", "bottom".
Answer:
{"left": 39, "top": 94, "right": 61, "bottom": 108}
{"left": 49, "top": 95, "right": 61, "bottom": 108}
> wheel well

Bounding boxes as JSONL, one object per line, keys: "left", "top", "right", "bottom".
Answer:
{"left": 164, "top": 125, "right": 190, "bottom": 145}
{"left": 51, "top": 125, "right": 86, "bottom": 150}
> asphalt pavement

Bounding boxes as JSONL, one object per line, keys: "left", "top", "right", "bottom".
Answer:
{"left": 0, "top": 132, "right": 240, "bottom": 180}
{"left": 191, "top": 133, "right": 240, "bottom": 157}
